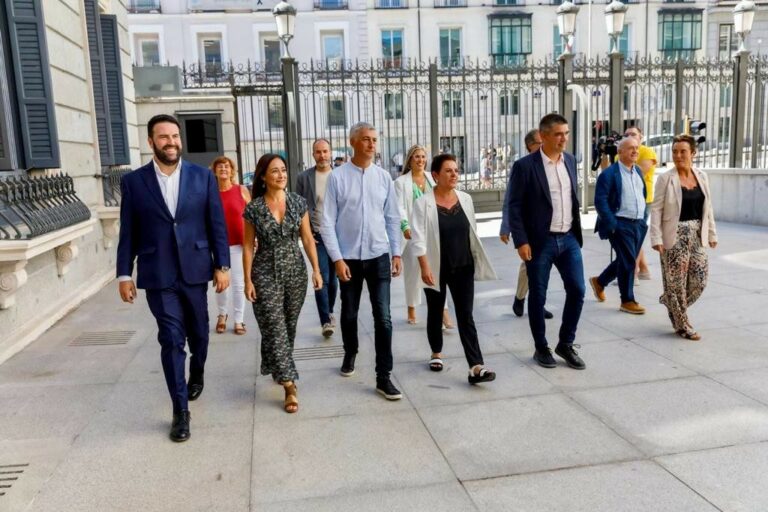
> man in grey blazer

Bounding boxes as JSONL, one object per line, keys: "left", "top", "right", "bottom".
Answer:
{"left": 296, "top": 139, "right": 338, "bottom": 338}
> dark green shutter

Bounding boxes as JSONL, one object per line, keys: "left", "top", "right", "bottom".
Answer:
{"left": 100, "top": 15, "right": 129, "bottom": 165}
{"left": 84, "top": 0, "right": 113, "bottom": 166}
{"left": 4, "top": 0, "right": 60, "bottom": 169}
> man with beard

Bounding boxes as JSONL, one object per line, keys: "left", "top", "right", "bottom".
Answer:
{"left": 116, "top": 114, "right": 230, "bottom": 442}
{"left": 296, "top": 138, "right": 339, "bottom": 338}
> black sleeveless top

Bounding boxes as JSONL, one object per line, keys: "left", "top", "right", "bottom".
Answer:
{"left": 438, "top": 201, "right": 472, "bottom": 270}
{"left": 679, "top": 185, "right": 704, "bottom": 222}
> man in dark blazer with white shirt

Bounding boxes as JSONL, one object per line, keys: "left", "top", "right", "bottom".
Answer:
{"left": 506, "top": 113, "right": 586, "bottom": 370}
{"left": 116, "top": 114, "right": 230, "bottom": 442}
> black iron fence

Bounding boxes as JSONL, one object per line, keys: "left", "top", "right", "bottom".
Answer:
{"left": 180, "top": 54, "right": 768, "bottom": 191}
{"left": 100, "top": 168, "right": 132, "bottom": 207}
{"left": 0, "top": 174, "right": 91, "bottom": 240}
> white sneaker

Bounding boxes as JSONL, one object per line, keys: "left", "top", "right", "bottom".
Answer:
{"left": 321, "top": 323, "right": 334, "bottom": 338}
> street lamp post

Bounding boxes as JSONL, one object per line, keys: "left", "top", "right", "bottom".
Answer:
{"left": 729, "top": 0, "right": 756, "bottom": 168}
{"left": 272, "top": 1, "right": 303, "bottom": 191}
{"left": 605, "top": 0, "right": 627, "bottom": 136}
{"left": 557, "top": 0, "right": 579, "bottom": 155}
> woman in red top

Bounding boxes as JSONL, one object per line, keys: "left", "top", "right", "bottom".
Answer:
{"left": 211, "top": 156, "right": 251, "bottom": 335}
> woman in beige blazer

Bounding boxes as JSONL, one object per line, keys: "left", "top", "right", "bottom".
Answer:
{"left": 650, "top": 134, "right": 717, "bottom": 340}
{"left": 394, "top": 145, "right": 453, "bottom": 328}
{"left": 411, "top": 154, "right": 498, "bottom": 384}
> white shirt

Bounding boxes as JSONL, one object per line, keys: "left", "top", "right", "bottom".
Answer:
{"left": 153, "top": 158, "right": 181, "bottom": 218}
{"left": 540, "top": 149, "right": 573, "bottom": 233}
{"left": 118, "top": 159, "right": 182, "bottom": 282}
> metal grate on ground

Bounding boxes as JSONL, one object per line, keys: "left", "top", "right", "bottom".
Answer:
{"left": 69, "top": 331, "right": 135, "bottom": 347}
{"left": 0, "top": 464, "right": 28, "bottom": 497}
{"left": 293, "top": 345, "right": 345, "bottom": 361}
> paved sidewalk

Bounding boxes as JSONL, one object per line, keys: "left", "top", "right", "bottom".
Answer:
{"left": 2, "top": 216, "right": 768, "bottom": 512}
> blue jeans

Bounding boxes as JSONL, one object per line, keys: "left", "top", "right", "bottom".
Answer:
{"left": 313, "top": 233, "right": 338, "bottom": 325}
{"left": 526, "top": 232, "right": 585, "bottom": 350}
{"left": 339, "top": 253, "right": 393, "bottom": 378}
{"left": 597, "top": 218, "right": 647, "bottom": 303}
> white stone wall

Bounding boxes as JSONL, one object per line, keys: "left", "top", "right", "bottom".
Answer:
{"left": 0, "top": 0, "right": 140, "bottom": 363}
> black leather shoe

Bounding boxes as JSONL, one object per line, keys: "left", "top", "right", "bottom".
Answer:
{"left": 340, "top": 352, "right": 356, "bottom": 377}
{"left": 544, "top": 308, "right": 554, "bottom": 320}
{"left": 533, "top": 348, "right": 557, "bottom": 368}
{"left": 513, "top": 297, "right": 525, "bottom": 317}
{"left": 188, "top": 375, "right": 204, "bottom": 401}
{"left": 555, "top": 343, "right": 586, "bottom": 370}
{"left": 170, "top": 411, "right": 190, "bottom": 442}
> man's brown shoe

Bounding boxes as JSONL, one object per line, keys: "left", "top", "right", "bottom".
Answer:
{"left": 589, "top": 277, "right": 606, "bottom": 302}
{"left": 620, "top": 301, "right": 646, "bottom": 314}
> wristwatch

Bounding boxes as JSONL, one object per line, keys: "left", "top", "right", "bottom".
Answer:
{"left": 217, "top": 266, "right": 230, "bottom": 272}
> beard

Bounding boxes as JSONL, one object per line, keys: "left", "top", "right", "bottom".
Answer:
{"left": 153, "top": 143, "right": 181, "bottom": 166}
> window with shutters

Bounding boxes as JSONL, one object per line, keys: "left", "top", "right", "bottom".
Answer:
{"left": 0, "top": 0, "right": 60, "bottom": 172}
{"left": 84, "top": 0, "right": 129, "bottom": 166}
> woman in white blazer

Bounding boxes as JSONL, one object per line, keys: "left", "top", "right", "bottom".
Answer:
{"left": 411, "top": 154, "right": 498, "bottom": 384}
{"left": 650, "top": 134, "right": 717, "bottom": 341}
{"left": 394, "top": 145, "right": 454, "bottom": 328}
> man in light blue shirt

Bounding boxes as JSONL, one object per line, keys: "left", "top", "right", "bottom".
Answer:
{"left": 320, "top": 122, "right": 403, "bottom": 400}
{"left": 590, "top": 137, "right": 648, "bottom": 314}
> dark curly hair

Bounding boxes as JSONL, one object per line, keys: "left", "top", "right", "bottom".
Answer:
{"left": 251, "top": 153, "right": 287, "bottom": 198}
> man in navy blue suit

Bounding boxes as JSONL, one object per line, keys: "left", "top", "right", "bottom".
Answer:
{"left": 506, "top": 113, "right": 586, "bottom": 370}
{"left": 589, "top": 136, "right": 648, "bottom": 315}
{"left": 116, "top": 114, "right": 230, "bottom": 442}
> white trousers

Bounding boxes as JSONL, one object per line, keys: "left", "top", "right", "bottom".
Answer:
{"left": 215, "top": 244, "right": 245, "bottom": 324}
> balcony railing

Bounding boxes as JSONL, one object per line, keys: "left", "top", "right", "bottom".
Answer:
{"left": 0, "top": 174, "right": 91, "bottom": 240}
{"left": 101, "top": 168, "right": 132, "bottom": 207}
{"left": 128, "top": 0, "right": 161, "bottom": 13}
{"left": 376, "top": 0, "right": 408, "bottom": 6}
{"left": 494, "top": 0, "right": 522, "bottom": 5}
{"left": 435, "top": 0, "right": 466, "bottom": 6}
{"left": 314, "top": 0, "right": 348, "bottom": 9}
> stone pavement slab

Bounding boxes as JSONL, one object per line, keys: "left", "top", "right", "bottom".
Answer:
{"left": 571, "top": 376, "right": 768, "bottom": 456}
{"left": 249, "top": 410, "right": 456, "bottom": 504}
{"left": 419, "top": 394, "right": 641, "bottom": 480}
{"left": 464, "top": 460, "right": 719, "bottom": 512}
{"left": 656, "top": 442, "right": 768, "bottom": 512}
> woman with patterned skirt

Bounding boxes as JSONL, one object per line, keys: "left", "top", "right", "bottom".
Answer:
{"left": 243, "top": 154, "right": 322, "bottom": 413}
{"left": 650, "top": 134, "right": 717, "bottom": 341}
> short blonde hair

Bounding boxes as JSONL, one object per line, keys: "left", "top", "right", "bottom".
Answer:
{"left": 209, "top": 156, "right": 238, "bottom": 184}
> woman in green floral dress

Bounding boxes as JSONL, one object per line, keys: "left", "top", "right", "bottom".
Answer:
{"left": 243, "top": 154, "right": 322, "bottom": 413}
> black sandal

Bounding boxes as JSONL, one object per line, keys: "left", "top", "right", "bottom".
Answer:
{"left": 428, "top": 357, "right": 443, "bottom": 372}
{"left": 468, "top": 366, "right": 496, "bottom": 384}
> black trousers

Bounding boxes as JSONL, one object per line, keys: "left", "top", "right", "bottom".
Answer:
{"left": 424, "top": 264, "right": 484, "bottom": 368}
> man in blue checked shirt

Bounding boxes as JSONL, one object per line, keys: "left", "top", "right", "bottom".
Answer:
{"left": 320, "top": 122, "right": 404, "bottom": 401}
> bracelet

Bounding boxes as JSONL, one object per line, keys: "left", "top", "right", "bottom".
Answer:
{"left": 400, "top": 220, "right": 410, "bottom": 233}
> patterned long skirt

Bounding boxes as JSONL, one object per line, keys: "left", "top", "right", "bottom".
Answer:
{"left": 659, "top": 219, "right": 708, "bottom": 332}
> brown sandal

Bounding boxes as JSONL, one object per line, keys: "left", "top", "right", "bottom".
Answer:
{"left": 676, "top": 329, "right": 701, "bottom": 341}
{"left": 234, "top": 323, "right": 246, "bottom": 335}
{"left": 215, "top": 314, "right": 227, "bottom": 334}
{"left": 283, "top": 383, "right": 298, "bottom": 413}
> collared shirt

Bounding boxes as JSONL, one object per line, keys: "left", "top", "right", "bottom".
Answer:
{"left": 616, "top": 160, "right": 646, "bottom": 220}
{"left": 540, "top": 149, "right": 573, "bottom": 232}
{"left": 153, "top": 158, "right": 182, "bottom": 218}
{"left": 118, "top": 159, "right": 182, "bottom": 282}
{"left": 320, "top": 160, "right": 401, "bottom": 262}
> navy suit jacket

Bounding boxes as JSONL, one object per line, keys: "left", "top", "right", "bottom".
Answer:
{"left": 505, "top": 150, "right": 583, "bottom": 251}
{"left": 593, "top": 162, "right": 647, "bottom": 240}
{"left": 116, "top": 160, "right": 230, "bottom": 290}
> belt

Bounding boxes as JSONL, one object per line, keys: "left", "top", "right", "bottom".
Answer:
{"left": 616, "top": 216, "right": 644, "bottom": 223}
{"left": 548, "top": 231, "right": 569, "bottom": 237}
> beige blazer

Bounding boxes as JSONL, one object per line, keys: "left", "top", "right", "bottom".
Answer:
{"left": 650, "top": 167, "right": 717, "bottom": 250}
{"left": 410, "top": 189, "right": 498, "bottom": 291}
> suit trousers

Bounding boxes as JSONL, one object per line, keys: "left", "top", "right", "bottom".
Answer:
{"left": 146, "top": 280, "right": 209, "bottom": 413}
{"left": 597, "top": 218, "right": 648, "bottom": 303}
{"left": 339, "top": 254, "right": 393, "bottom": 378}
{"left": 526, "top": 232, "right": 585, "bottom": 350}
{"left": 424, "top": 264, "right": 484, "bottom": 368}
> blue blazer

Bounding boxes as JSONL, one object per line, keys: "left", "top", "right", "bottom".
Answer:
{"left": 505, "top": 150, "right": 583, "bottom": 251}
{"left": 593, "top": 162, "right": 647, "bottom": 240}
{"left": 116, "top": 160, "right": 230, "bottom": 290}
